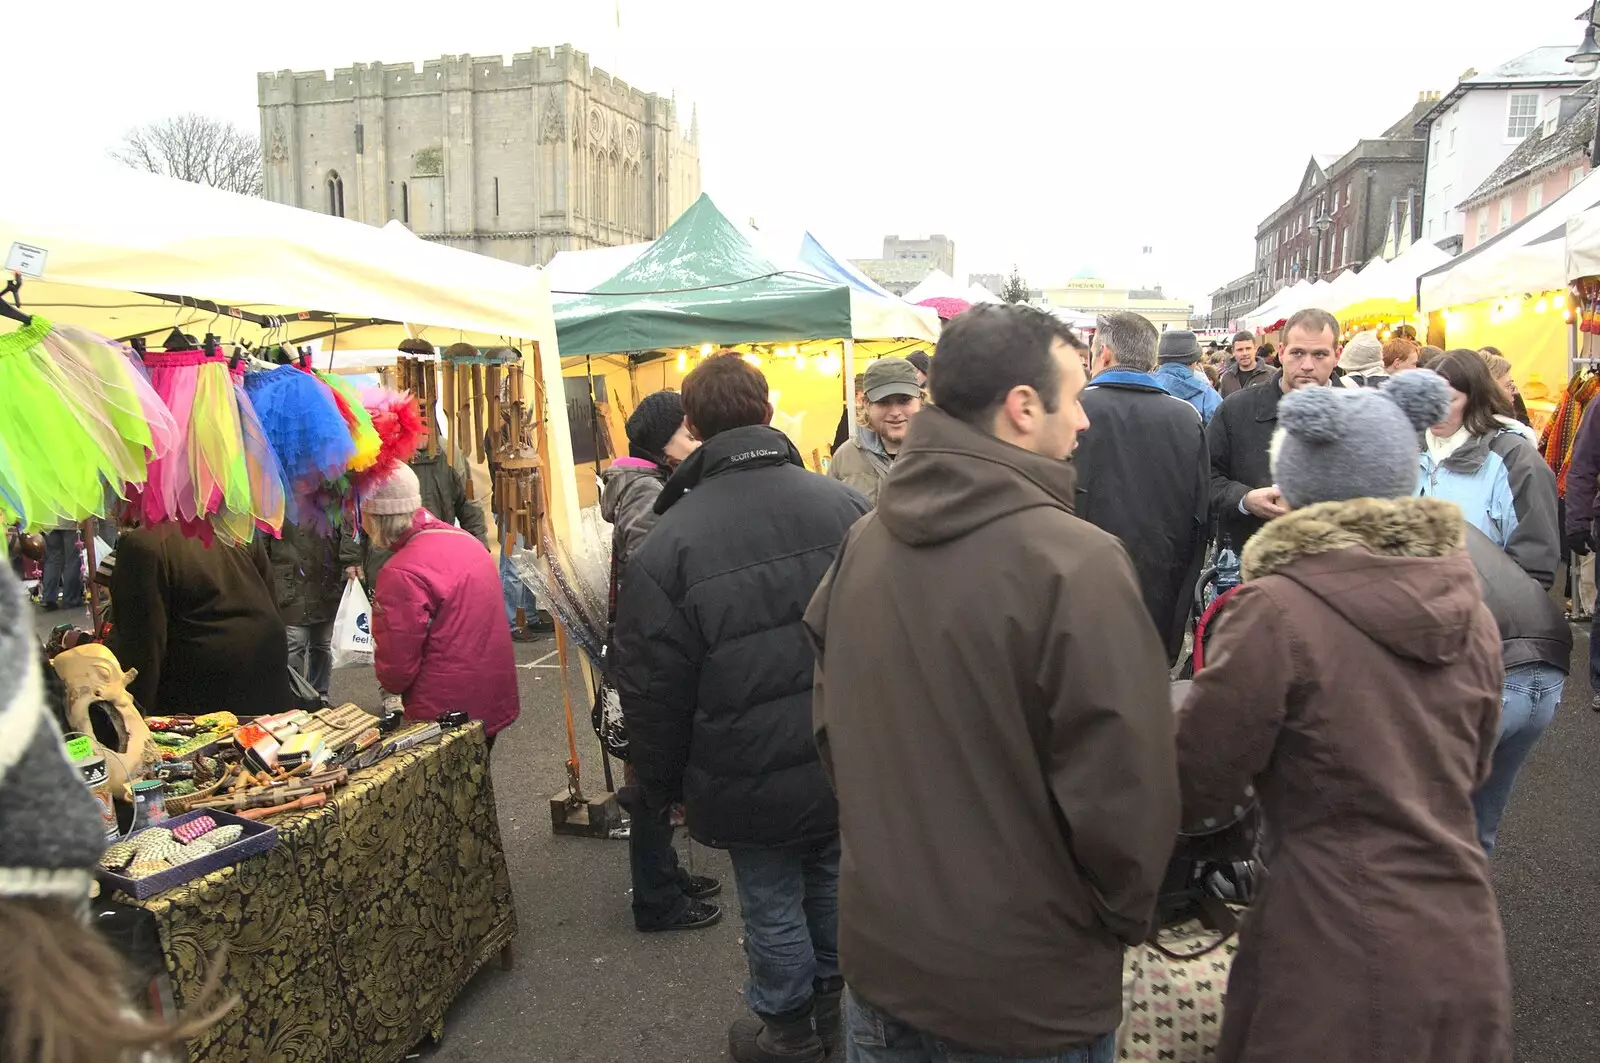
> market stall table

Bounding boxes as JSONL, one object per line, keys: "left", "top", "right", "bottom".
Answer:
{"left": 111, "top": 723, "right": 516, "bottom": 1063}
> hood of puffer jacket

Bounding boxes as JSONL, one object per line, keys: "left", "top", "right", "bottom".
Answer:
{"left": 1152, "top": 361, "right": 1213, "bottom": 401}
{"left": 1242, "top": 495, "right": 1478, "bottom": 665}
{"left": 599, "top": 458, "right": 667, "bottom": 524}
{"left": 876, "top": 405, "right": 1077, "bottom": 546}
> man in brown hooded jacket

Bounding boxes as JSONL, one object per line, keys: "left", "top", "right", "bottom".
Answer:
{"left": 805, "top": 303, "right": 1179, "bottom": 1062}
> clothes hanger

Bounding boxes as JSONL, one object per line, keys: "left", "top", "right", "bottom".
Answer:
{"left": 0, "top": 274, "right": 32, "bottom": 327}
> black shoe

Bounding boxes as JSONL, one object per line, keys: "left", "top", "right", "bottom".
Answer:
{"left": 638, "top": 899, "right": 721, "bottom": 932}
{"left": 525, "top": 610, "right": 556, "bottom": 634}
{"left": 1591, "top": 694, "right": 1600, "bottom": 713}
{"left": 685, "top": 874, "right": 721, "bottom": 900}
{"left": 510, "top": 626, "right": 543, "bottom": 643}
{"left": 40, "top": 600, "right": 59, "bottom": 612}
{"left": 728, "top": 1009, "right": 825, "bottom": 1063}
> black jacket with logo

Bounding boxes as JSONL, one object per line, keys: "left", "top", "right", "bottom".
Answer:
{"left": 613, "top": 425, "right": 870, "bottom": 849}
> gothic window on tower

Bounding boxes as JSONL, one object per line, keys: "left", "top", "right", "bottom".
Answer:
{"left": 401, "top": 182, "right": 409, "bottom": 224}
{"left": 327, "top": 172, "right": 345, "bottom": 218}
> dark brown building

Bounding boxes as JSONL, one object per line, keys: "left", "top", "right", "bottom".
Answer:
{"left": 1253, "top": 93, "right": 1440, "bottom": 301}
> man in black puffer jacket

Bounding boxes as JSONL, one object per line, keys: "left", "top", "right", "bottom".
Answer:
{"left": 614, "top": 353, "right": 869, "bottom": 1063}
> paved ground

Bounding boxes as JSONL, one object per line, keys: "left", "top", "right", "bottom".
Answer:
{"left": 36, "top": 603, "right": 1600, "bottom": 1061}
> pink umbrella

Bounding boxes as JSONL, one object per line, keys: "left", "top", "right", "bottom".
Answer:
{"left": 916, "top": 296, "right": 972, "bottom": 321}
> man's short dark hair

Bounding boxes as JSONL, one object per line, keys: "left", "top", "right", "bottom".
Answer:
{"left": 682, "top": 352, "right": 769, "bottom": 440}
{"left": 1232, "top": 330, "right": 1256, "bottom": 347}
{"left": 1282, "top": 308, "right": 1340, "bottom": 344}
{"left": 930, "top": 304, "right": 1085, "bottom": 427}
{"left": 905, "top": 351, "right": 932, "bottom": 376}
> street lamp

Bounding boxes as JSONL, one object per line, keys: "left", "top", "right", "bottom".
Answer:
{"left": 1569, "top": 4, "right": 1600, "bottom": 76}
{"left": 1312, "top": 214, "right": 1332, "bottom": 278}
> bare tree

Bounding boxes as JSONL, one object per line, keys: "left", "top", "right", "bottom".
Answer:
{"left": 111, "top": 114, "right": 263, "bottom": 197}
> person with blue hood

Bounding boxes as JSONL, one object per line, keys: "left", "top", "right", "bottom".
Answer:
{"left": 1152, "top": 329, "right": 1223, "bottom": 423}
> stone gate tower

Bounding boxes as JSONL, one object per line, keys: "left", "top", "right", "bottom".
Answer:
{"left": 258, "top": 46, "right": 701, "bottom": 266}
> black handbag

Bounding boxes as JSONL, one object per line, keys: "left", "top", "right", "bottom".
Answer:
{"left": 591, "top": 544, "right": 630, "bottom": 761}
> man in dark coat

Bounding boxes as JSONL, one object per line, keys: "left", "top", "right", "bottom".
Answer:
{"left": 1218, "top": 330, "right": 1271, "bottom": 397}
{"left": 1560, "top": 394, "right": 1600, "bottom": 710}
{"left": 1209, "top": 308, "right": 1342, "bottom": 551}
{"left": 1075, "top": 312, "right": 1209, "bottom": 665}
{"left": 613, "top": 354, "right": 869, "bottom": 1063}
{"left": 267, "top": 521, "right": 346, "bottom": 700}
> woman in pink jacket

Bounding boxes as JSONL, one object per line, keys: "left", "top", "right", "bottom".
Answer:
{"left": 361, "top": 464, "right": 520, "bottom": 743}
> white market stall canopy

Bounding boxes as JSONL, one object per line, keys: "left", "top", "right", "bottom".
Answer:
{"left": 1567, "top": 207, "right": 1600, "bottom": 281}
{"left": 0, "top": 163, "right": 561, "bottom": 348}
{"left": 1422, "top": 167, "right": 1600, "bottom": 311}
{"left": 901, "top": 269, "right": 964, "bottom": 304}
{"left": 546, "top": 241, "right": 651, "bottom": 297}
{"left": 0, "top": 161, "right": 583, "bottom": 543}
{"left": 1242, "top": 279, "right": 1310, "bottom": 329}
{"left": 1330, "top": 243, "right": 1453, "bottom": 319}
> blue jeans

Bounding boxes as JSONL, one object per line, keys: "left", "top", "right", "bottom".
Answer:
{"left": 728, "top": 836, "right": 841, "bottom": 1018}
{"left": 41, "top": 529, "right": 83, "bottom": 607}
{"left": 286, "top": 620, "right": 335, "bottom": 699}
{"left": 1473, "top": 660, "right": 1564, "bottom": 853}
{"left": 499, "top": 539, "right": 538, "bottom": 626}
{"left": 845, "top": 991, "right": 1115, "bottom": 1063}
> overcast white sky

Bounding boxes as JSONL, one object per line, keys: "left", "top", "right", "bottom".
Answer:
{"left": 17, "top": 1, "right": 1589, "bottom": 307}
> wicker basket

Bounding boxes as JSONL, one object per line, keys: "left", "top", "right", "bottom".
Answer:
{"left": 163, "top": 773, "right": 229, "bottom": 814}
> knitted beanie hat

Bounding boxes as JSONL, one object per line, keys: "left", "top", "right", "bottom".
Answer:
{"left": 0, "top": 567, "right": 107, "bottom": 900}
{"left": 1158, "top": 330, "right": 1203, "bottom": 364}
{"left": 361, "top": 462, "right": 423, "bottom": 516}
{"left": 1270, "top": 369, "right": 1451, "bottom": 508}
{"left": 626, "top": 390, "right": 685, "bottom": 463}
{"left": 1340, "top": 331, "right": 1385, "bottom": 375}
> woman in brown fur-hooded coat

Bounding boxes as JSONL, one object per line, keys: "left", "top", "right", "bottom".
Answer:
{"left": 1176, "top": 371, "right": 1512, "bottom": 1063}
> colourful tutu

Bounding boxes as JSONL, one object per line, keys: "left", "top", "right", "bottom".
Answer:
{"left": 293, "top": 386, "right": 424, "bottom": 538}
{"left": 0, "top": 317, "right": 177, "bottom": 530}
{"left": 130, "top": 349, "right": 285, "bottom": 545}
{"left": 357, "top": 387, "right": 426, "bottom": 494}
{"left": 316, "top": 370, "right": 381, "bottom": 472}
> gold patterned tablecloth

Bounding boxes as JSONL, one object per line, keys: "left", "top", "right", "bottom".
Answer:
{"left": 129, "top": 725, "right": 518, "bottom": 1063}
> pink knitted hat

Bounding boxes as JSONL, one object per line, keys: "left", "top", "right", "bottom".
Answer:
{"left": 361, "top": 463, "right": 422, "bottom": 516}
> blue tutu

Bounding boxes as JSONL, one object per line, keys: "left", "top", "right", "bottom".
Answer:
{"left": 243, "top": 365, "right": 356, "bottom": 491}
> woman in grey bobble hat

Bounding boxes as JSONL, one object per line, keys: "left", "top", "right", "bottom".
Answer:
{"left": 0, "top": 565, "right": 231, "bottom": 1060}
{"left": 1174, "top": 370, "right": 1513, "bottom": 1063}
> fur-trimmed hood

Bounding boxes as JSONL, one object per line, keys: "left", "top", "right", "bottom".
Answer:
{"left": 1242, "top": 496, "right": 1483, "bottom": 664}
